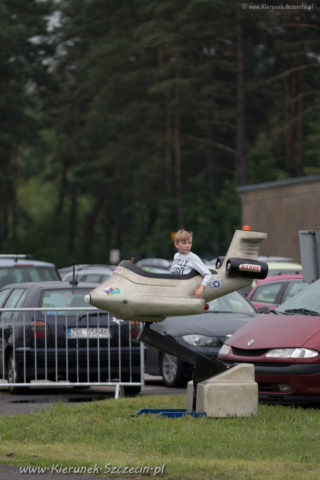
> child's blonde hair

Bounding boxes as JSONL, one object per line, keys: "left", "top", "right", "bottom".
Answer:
{"left": 174, "top": 229, "right": 193, "bottom": 243}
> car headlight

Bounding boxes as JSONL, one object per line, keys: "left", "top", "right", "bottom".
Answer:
{"left": 266, "top": 348, "right": 319, "bottom": 359}
{"left": 182, "top": 334, "right": 221, "bottom": 347}
{"left": 218, "top": 344, "right": 231, "bottom": 356}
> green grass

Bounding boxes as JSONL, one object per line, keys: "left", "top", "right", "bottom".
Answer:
{"left": 0, "top": 394, "right": 319, "bottom": 480}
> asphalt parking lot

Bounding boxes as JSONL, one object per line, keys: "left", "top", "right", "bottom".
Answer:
{"left": 0, "top": 375, "right": 185, "bottom": 416}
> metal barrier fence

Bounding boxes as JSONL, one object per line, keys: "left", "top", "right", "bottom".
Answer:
{"left": 0, "top": 307, "right": 145, "bottom": 397}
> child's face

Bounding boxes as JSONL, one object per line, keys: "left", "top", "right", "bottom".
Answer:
{"left": 175, "top": 238, "right": 192, "bottom": 255}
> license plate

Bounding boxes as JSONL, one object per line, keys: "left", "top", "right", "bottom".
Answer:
{"left": 67, "top": 327, "right": 110, "bottom": 338}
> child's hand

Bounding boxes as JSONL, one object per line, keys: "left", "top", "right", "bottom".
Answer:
{"left": 195, "top": 285, "right": 205, "bottom": 298}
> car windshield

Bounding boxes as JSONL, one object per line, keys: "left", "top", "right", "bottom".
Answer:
{"left": 0, "top": 266, "right": 59, "bottom": 288}
{"left": 206, "top": 291, "right": 256, "bottom": 315}
{"left": 276, "top": 278, "right": 320, "bottom": 315}
{"left": 41, "top": 288, "right": 92, "bottom": 315}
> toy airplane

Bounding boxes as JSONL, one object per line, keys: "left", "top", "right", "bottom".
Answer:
{"left": 84, "top": 228, "right": 268, "bottom": 323}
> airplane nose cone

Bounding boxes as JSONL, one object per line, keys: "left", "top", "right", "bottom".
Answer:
{"left": 84, "top": 294, "right": 91, "bottom": 304}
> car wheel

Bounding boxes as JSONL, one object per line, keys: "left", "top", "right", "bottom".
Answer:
{"left": 7, "top": 352, "right": 23, "bottom": 383}
{"left": 161, "top": 353, "right": 186, "bottom": 387}
{"left": 6, "top": 352, "right": 26, "bottom": 393}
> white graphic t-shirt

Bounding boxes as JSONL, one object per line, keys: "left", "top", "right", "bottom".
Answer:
{"left": 170, "top": 252, "right": 212, "bottom": 286}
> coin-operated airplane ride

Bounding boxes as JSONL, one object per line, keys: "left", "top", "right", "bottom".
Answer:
{"left": 85, "top": 227, "right": 268, "bottom": 322}
{"left": 85, "top": 227, "right": 268, "bottom": 402}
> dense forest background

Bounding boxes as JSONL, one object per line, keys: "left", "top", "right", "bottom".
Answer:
{"left": 0, "top": 0, "right": 319, "bottom": 266}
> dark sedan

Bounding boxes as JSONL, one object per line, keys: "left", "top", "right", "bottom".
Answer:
{"left": 218, "top": 278, "right": 320, "bottom": 404}
{"left": 0, "top": 282, "right": 141, "bottom": 388}
{"left": 145, "top": 290, "right": 257, "bottom": 386}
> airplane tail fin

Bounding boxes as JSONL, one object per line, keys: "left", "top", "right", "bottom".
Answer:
{"left": 219, "top": 229, "right": 267, "bottom": 266}
{"left": 213, "top": 229, "right": 268, "bottom": 280}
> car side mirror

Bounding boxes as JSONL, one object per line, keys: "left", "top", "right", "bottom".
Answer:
{"left": 258, "top": 306, "right": 270, "bottom": 313}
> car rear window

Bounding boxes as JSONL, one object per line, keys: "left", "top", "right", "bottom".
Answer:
{"left": 268, "top": 268, "right": 301, "bottom": 275}
{"left": 63, "top": 271, "right": 112, "bottom": 283}
{"left": 251, "top": 282, "right": 283, "bottom": 303}
{"left": 80, "top": 273, "right": 112, "bottom": 283}
{"left": 0, "top": 266, "right": 60, "bottom": 288}
{"left": 41, "top": 289, "right": 91, "bottom": 314}
{"left": 80, "top": 273, "right": 102, "bottom": 283}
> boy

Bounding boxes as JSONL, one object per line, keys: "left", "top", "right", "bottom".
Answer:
{"left": 170, "top": 229, "right": 212, "bottom": 298}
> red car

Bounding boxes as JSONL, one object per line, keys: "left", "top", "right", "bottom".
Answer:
{"left": 246, "top": 273, "right": 307, "bottom": 311}
{"left": 218, "top": 278, "right": 320, "bottom": 404}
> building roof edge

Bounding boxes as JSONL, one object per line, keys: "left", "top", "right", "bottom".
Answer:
{"left": 236, "top": 175, "right": 320, "bottom": 194}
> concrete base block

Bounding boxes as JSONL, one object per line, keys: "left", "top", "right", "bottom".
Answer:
{"left": 186, "top": 364, "right": 258, "bottom": 418}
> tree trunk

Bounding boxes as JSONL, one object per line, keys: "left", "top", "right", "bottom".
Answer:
{"left": 158, "top": 47, "right": 173, "bottom": 198}
{"left": 68, "top": 187, "right": 77, "bottom": 257}
{"left": 284, "top": 60, "right": 304, "bottom": 177}
{"left": 235, "top": 1, "right": 247, "bottom": 185}
{"left": 174, "top": 106, "right": 184, "bottom": 228}
{"left": 204, "top": 95, "right": 216, "bottom": 190}
{"left": 81, "top": 197, "right": 105, "bottom": 262}
{"left": 11, "top": 140, "right": 19, "bottom": 250}
{"left": 56, "top": 160, "right": 68, "bottom": 216}
{"left": 199, "top": 48, "right": 216, "bottom": 191}
{"left": 296, "top": 69, "right": 303, "bottom": 176}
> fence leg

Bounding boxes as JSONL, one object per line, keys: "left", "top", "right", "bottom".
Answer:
{"left": 115, "top": 384, "right": 125, "bottom": 399}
